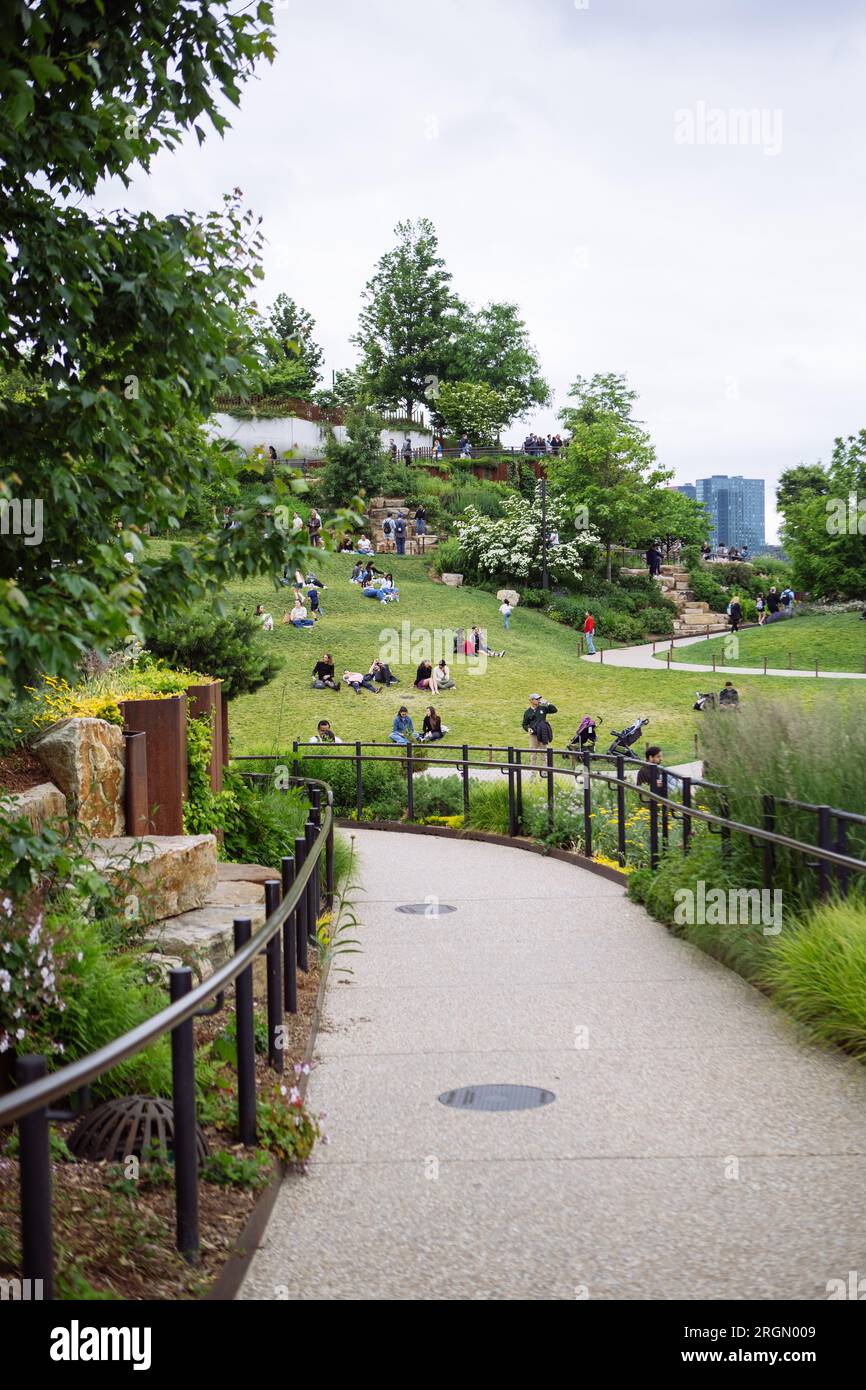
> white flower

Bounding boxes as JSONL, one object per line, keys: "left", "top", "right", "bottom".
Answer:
{"left": 15, "top": 1028, "right": 24, "bottom": 1041}
{"left": 1, "top": 898, "right": 12, "bottom": 917}
{"left": 0, "top": 970, "right": 11, "bottom": 993}
{"left": 0, "top": 1036, "right": 9, "bottom": 1053}
{"left": 28, "top": 923, "right": 41, "bottom": 946}
{"left": 124, "top": 551, "right": 135, "bottom": 564}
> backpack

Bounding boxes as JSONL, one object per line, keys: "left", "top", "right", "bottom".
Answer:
{"left": 382, "top": 519, "right": 393, "bottom": 536}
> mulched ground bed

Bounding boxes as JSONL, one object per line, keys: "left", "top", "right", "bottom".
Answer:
{"left": 0, "top": 955, "right": 322, "bottom": 1300}
{"left": 0, "top": 746, "right": 48, "bottom": 794}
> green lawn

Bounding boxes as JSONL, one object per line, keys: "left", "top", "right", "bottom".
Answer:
{"left": 661, "top": 612, "right": 866, "bottom": 674}
{"left": 198, "top": 551, "right": 866, "bottom": 766}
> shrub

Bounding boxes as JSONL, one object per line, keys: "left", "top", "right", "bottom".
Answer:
{"left": 296, "top": 752, "right": 406, "bottom": 822}
{"left": 434, "top": 537, "right": 466, "bottom": 576}
{"left": 143, "top": 603, "right": 282, "bottom": 700}
{"left": 687, "top": 566, "right": 729, "bottom": 613}
{"left": 411, "top": 775, "right": 464, "bottom": 820}
{"left": 642, "top": 606, "right": 675, "bottom": 636}
{"left": 466, "top": 780, "right": 512, "bottom": 834}
{"left": 762, "top": 900, "right": 866, "bottom": 1056}
{"left": 597, "top": 611, "right": 644, "bottom": 643}
{"left": 520, "top": 588, "right": 546, "bottom": 608}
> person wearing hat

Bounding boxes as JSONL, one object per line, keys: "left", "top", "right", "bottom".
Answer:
{"left": 393, "top": 511, "right": 407, "bottom": 557}
{"left": 522, "top": 693, "right": 558, "bottom": 776}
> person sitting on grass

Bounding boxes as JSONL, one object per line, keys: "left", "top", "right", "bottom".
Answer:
{"left": 343, "top": 668, "right": 382, "bottom": 695}
{"left": 434, "top": 658, "right": 455, "bottom": 690}
{"left": 421, "top": 706, "right": 448, "bottom": 742}
{"left": 719, "top": 680, "right": 740, "bottom": 708}
{"left": 356, "top": 534, "right": 374, "bottom": 555}
{"left": 472, "top": 625, "right": 504, "bottom": 658}
{"left": 284, "top": 601, "right": 315, "bottom": 629}
{"left": 254, "top": 603, "right": 274, "bottom": 632}
{"left": 415, "top": 659, "right": 442, "bottom": 695}
{"left": 389, "top": 706, "right": 415, "bottom": 745}
{"left": 368, "top": 659, "right": 399, "bottom": 686}
{"left": 350, "top": 561, "right": 364, "bottom": 584}
{"left": 363, "top": 579, "right": 391, "bottom": 602}
{"left": 309, "top": 719, "right": 342, "bottom": 744}
{"left": 380, "top": 572, "right": 400, "bottom": 602}
{"left": 312, "top": 655, "right": 340, "bottom": 691}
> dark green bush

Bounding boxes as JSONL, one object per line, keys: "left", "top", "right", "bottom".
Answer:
{"left": 297, "top": 752, "right": 406, "bottom": 820}
{"left": 144, "top": 602, "right": 282, "bottom": 700}
{"left": 412, "top": 775, "right": 464, "bottom": 819}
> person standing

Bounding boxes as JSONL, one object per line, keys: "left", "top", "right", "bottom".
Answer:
{"left": 756, "top": 593, "right": 766, "bottom": 626}
{"left": 401, "top": 436, "right": 413, "bottom": 467}
{"left": 381, "top": 513, "right": 395, "bottom": 552}
{"left": 308, "top": 508, "right": 322, "bottom": 548}
{"left": 781, "top": 585, "right": 795, "bottom": 616}
{"left": 394, "top": 512, "right": 407, "bottom": 557}
{"left": 583, "top": 610, "right": 596, "bottom": 655}
{"left": 728, "top": 594, "right": 742, "bottom": 634}
{"left": 389, "top": 439, "right": 398, "bottom": 464}
{"left": 766, "top": 587, "right": 780, "bottom": 622}
{"left": 414, "top": 504, "right": 427, "bottom": 546}
{"left": 499, "top": 598, "right": 512, "bottom": 631}
{"left": 522, "top": 693, "right": 558, "bottom": 776}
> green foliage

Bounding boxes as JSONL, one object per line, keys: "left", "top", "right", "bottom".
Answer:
{"left": 253, "top": 1079, "right": 321, "bottom": 1165}
{"left": 687, "top": 565, "right": 731, "bottom": 613}
{"left": 445, "top": 300, "right": 549, "bottom": 419}
{"left": 779, "top": 432, "right": 866, "bottom": 598}
{"left": 255, "top": 292, "right": 323, "bottom": 398}
{"left": 466, "top": 781, "right": 512, "bottom": 834}
{"left": 763, "top": 899, "right": 866, "bottom": 1056}
{"left": 298, "top": 752, "right": 407, "bottom": 821}
{"left": 433, "top": 380, "right": 522, "bottom": 445}
{"left": 0, "top": 1, "right": 323, "bottom": 705}
{"left": 320, "top": 404, "right": 385, "bottom": 508}
{"left": 143, "top": 602, "right": 282, "bottom": 700}
{"left": 456, "top": 485, "right": 597, "bottom": 586}
{"left": 411, "top": 775, "right": 464, "bottom": 819}
{"left": 434, "top": 537, "right": 466, "bottom": 576}
{"left": 201, "top": 1148, "right": 274, "bottom": 1191}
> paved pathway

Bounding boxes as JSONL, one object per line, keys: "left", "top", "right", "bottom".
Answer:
{"left": 239, "top": 830, "right": 866, "bottom": 1300}
{"left": 582, "top": 632, "right": 866, "bottom": 679}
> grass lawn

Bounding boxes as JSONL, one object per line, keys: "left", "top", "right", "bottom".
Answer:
{"left": 661, "top": 611, "right": 866, "bottom": 674}
{"left": 184, "top": 549, "right": 866, "bottom": 766}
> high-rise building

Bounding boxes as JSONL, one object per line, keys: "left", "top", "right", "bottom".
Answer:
{"left": 675, "top": 484, "right": 696, "bottom": 501}
{"left": 694, "top": 475, "right": 765, "bottom": 552}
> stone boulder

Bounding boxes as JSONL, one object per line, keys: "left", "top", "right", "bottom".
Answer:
{"left": 89, "top": 834, "right": 218, "bottom": 926}
{"left": 33, "top": 717, "right": 125, "bottom": 836}
{"left": 496, "top": 589, "right": 520, "bottom": 607}
{"left": 9, "top": 781, "right": 68, "bottom": 833}
{"left": 441, "top": 573, "right": 464, "bottom": 587}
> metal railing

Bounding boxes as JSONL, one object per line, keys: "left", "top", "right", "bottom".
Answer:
{"left": 0, "top": 778, "right": 335, "bottom": 1299}
{"left": 235, "top": 744, "right": 866, "bottom": 899}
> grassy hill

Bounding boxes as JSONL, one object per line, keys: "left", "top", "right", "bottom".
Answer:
{"left": 661, "top": 611, "right": 866, "bottom": 674}
{"left": 204, "top": 551, "right": 866, "bottom": 766}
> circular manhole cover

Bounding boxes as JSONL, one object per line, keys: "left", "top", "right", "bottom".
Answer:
{"left": 395, "top": 903, "right": 457, "bottom": 917}
{"left": 438, "top": 1084, "right": 556, "bottom": 1112}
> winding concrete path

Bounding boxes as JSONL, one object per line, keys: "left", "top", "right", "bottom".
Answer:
{"left": 239, "top": 829, "right": 866, "bottom": 1301}
{"left": 581, "top": 632, "right": 866, "bottom": 678}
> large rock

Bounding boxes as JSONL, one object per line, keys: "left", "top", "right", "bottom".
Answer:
{"left": 496, "top": 589, "right": 520, "bottom": 607}
{"left": 9, "top": 781, "right": 68, "bottom": 833}
{"left": 89, "top": 834, "right": 218, "bottom": 926}
{"left": 33, "top": 717, "right": 125, "bottom": 835}
{"left": 145, "top": 867, "right": 270, "bottom": 977}
{"left": 441, "top": 573, "right": 464, "bottom": 587}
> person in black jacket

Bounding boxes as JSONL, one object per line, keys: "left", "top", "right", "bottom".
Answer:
{"left": 728, "top": 595, "right": 742, "bottom": 634}
{"left": 522, "top": 694, "right": 558, "bottom": 776}
{"left": 311, "top": 654, "right": 340, "bottom": 690}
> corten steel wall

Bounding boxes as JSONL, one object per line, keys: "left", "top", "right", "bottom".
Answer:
{"left": 186, "top": 680, "right": 224, "bottom": 794}
{"left": 122, "top": 730, "right": 149, "bottom": 836}
{"left": 119, "top": 695, "right": 188, "bottom": 836}
{"left": 220, "top": 697, "right": 231, "bottom": 768}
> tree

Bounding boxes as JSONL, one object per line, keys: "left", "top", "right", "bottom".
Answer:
{"left": 433, "top": 381, "right": 522, "bottom": 446}
{"left": 143, "top": 603, "right": 282, "bottom": 700}
{"left": 320, "top": 404, "right": 385, "bottom": 508}
{"left": 0, "top": 1, "right": 328, "bottom": 703}
{"left": 313, "top": 367, "right": 364, "bottom": 412}
{"left": 639, "top": 488, "right": 711, "bottom": 553}
{"left": 779, "top": 433, "right": 866, "bottom": 597}
{"left": 448, "top": 301, "right": 550, "bottom": 420}
{"left": 551, "top": 373, "right": 669, "bottom": 579}
{"left": 354, "top": 219, "right": 459, "bottom": 418}
{"left": 257, "top": 292, "right": 323, "bottom": 398}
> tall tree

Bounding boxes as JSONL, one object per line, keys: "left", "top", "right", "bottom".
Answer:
{"left": 551, "top": 373, "right": 668, "bottom": 580}
{"left": 354, "top": 219, "right": 458, "bottom": 419}
{"left": 777, "top": 462, "right": 831, "bottom": 514}
{"left": 448, "top": 301, "right": 550, "bottom": 420}
{"left": 0, "top": 1, "right": 328, "bottom": 701}
{"left": 257, "top": 292, "right": 323, "bottom": 397}
{"left": 779, "top": 433, "right": 866, "bottom": 597}
{"left": 320, "top": 404, "right": 385, "bottom": 508}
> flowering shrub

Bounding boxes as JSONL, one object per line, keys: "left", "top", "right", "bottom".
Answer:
{"left": 0, "top": 894, "right": 72, "bottom": 1059}
{"left": 27, "top": 657, "right": 209, "bottom": 729}
{"left": 456, "top": 484, "right": 598, "bottom": 584}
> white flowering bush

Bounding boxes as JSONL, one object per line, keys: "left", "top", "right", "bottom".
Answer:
{"left": 456, "top": 484, "right": 598, "bottom": 584}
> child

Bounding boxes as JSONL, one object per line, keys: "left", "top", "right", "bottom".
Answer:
{"left": 499, "top": 598, "right": 512, "bottom": 631}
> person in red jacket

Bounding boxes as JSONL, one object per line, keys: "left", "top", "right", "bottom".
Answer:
{"left": 583, "top": 611, "right": 596, "bottom": 655}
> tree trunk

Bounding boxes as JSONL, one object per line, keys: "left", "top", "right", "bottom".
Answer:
{"left": 606, "top": 540, "right": 612, "bottom": 582}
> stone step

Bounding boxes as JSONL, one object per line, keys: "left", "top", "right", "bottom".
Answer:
{"left": 144, "top": 864, "right": 274, "bottom": 977}
{"left": 89, "top": 834, "right": 218, "bottom": 926}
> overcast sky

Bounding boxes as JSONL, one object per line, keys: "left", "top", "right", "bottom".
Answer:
{"left": 109, "top": 0, "right": 866, "bottom": 542}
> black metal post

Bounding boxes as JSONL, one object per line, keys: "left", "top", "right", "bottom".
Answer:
{"left": 835, "top": 815, "right": 849, "bottom": 899}
{"left": 661, "top": 771, "right": 669, "bottom": 850}
{"left": 616, "top": 755, "right": 626, "bottom": 866}
{"left": 762, "top": 795, "right": 775, "bottom": 890}
{"left": 462, "top": 743, "right": 470, "bottom": 822}
{"left": 406, "top": 743, "right": 415, "bottom": 821}
{"left": 355, "top": 741, "right": 363, "bottom": 819}
{"left": 546, "top": 747, "right": 555, "bottom": 836}
{"left": 582, "top": 751, "right": 593, "bottom": 859}
{"left": 169, "top": 968, "right": 199, "bottom": 1260}
{"left": 325, "top": 810, "right": 335, "bottom": 909}
{"left": 309, "top": 792, "right": 322, "bottom": 931}
{"left": 649, "top": 793, "right": 660, "bottom": 871}
{"left": 304, "top": 820, "right": 318, "bottom": 945}
{"left": 292, "top": 739, "right": 299, "bottom": 780}
{"left": 233, "top": 918, "right": 257, "bottom": 1146}
{"left": 295, "top": 834, "right": 309, "bottom": 972}
{"left": 16, "top": 1054, "right": 54, "bottom": 1298}
{"left": 720, "top": 794, "right": 731, "bottom": 863}
{"left": 515, "top": 748, "right": 524, "bottom": 832}
{"left": 817, "top": 805, "right": 831, "bottom": 901}
{"left": 264, "top": 880, "right": 284, "bottom": 1073}
{"left": 281, "top": 855, "right": 298, "bottom": 1014}
{"left": 681, "top": 776, "right": 692, "bottom": 855}
{"left": 506, "top": 746, "right": 516, "bottom": 837}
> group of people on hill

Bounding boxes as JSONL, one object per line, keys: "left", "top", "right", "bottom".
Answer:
{"left": 522, "top": 433, "right": 564, "bottom": 456}
{"left": 349, "top": 561, "right": 400, "bottom": 603}
{"left": 701, "top": 540, "right": 750, "bottom": 563}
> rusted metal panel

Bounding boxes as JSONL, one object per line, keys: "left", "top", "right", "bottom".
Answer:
{"left": 220, "top": 697, "right": 230, "bottom": 768}
{"left": 123, "top": 730, "right": 149, "bottom": 837}
{"left": 186, "top": 681, "right": 223, "bottom": 794}
{"left": 119, "top": 694, "right": 188, "bottom": 835}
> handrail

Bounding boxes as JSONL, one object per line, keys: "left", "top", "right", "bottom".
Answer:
{"left": 0, "top": 805, "right": 331, "bottom": 1127}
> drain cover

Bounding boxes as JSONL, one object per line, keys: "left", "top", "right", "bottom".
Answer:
{"left": 439, "top": 1084, "right": 555, "bottom": 1112}
{"left": 395, "top": 903, "right": 457, "bottom": 916}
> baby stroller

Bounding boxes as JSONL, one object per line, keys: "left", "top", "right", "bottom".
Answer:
{"left": 607, "top": 717, "right": 649, "bottom": 757}
{"left": 567, "top": 715, "right": 602, "bottom": 772}
{"left": 693, "top": 691, "right": 716, "bottom": 712}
